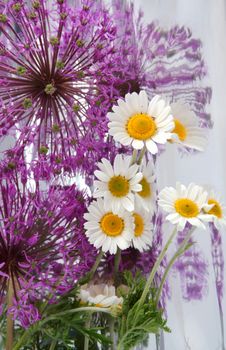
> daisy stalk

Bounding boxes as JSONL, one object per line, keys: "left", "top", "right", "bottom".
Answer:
{"left": 109, "top": 315, "right": 116, "bottom": 350}
{"left": 114, "top": 248, "right": 121, "bottom": 281}
{"left": 133, "top": 226, "right": 178, "bottom": 324}
{"left": 79, "top": 249, "right": 104, "bottom": 286}
{"left": 155, "top": 226, "right": 196, "bottom": 304}
{"left": 84, "top": 315, "right": 92, "bottom": 350}
{"left": 137, "top": 147, "right": 146, "bottom": 165}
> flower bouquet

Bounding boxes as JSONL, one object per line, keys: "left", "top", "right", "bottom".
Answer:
{"left": 0, "top": 0, "right": 224, "bottom": 349}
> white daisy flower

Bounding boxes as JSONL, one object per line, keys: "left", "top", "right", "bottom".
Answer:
{"left": 93, "top": 154, "right": 142, "bottom": 212}
{"left": 158, "top": 183, "right": 213, "bottom": 230}
{"left": 107, "top": 91, "right": 174, "bottom": 154}
{"left": 132, "top": 204, "right": 153, "bottom": 252}
{"left": 203, "top": 191, "right": 226, "bottom": 230}
{"left": 79, "top": 283, "right": 123, "bottom": 307}
{"left": 84, "top": 198, "right": 134, "bottom": 254}
{"left": 135, "top": 159, "right": 156, "bottom": 213}
{"left": 170, "top": 102, "right": 207, "bottom": 151}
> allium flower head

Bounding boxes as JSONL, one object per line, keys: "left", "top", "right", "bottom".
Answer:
{"left": 0, "top": 0, "right": 117, "bottom": 159}
{"left": 0, "top": 177, "right": 96, "bottom": 326}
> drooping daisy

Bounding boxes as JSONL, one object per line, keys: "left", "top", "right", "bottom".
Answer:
{"left": 204, "top": 191, "right": 226, "bottom": 230}
{"left": 84, "top": 198, "right": 134, "bottom": 254}
{"left": 93, "top": 154, "right": 142, "bottom": 212}
{"left": 158, "top": 183, "right": 213, "bottom": 230}
{"left": 79, "top": 283, "right": 123, "bottom": 308}
{"left": 135, "top": 159, "right": 156, "bottom": 213}
{"left": 107, "top": 91, "right": 174, "bottom": 154}
{"left": 132, "top": 205, "right": 153, "bottom": 252}
{"left": 170, "top": 102, "right": 207, "bottom": 151}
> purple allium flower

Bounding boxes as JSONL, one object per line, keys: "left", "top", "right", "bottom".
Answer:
{"left": 0, "top": 145, "right": 28, "bottom": 182}
{"left": 0, "top": 0, "right": 212, "bottom": 179}
{"left": 0, "top": 0, "right": 117, "bottom": 160}
{"left": 175, "top": 227, "right": 209, "bottom": 301}
{"left": 111, "top": 0, "right": 212, "bottom": 128}
{"left": 0, "top": 175, "right": 96, "bottom": 326}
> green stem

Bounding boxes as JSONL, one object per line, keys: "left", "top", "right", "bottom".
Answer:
{"left": 49, "top": 338, "right": 57, "bottom": 350}
{"left": 109, "top": 316, "right": 116, "bottom": 350}
{"left": 43, "top": 306, "right": 111, "bottom": 324}
{"left": 137, "top": 147, "right": 146, "bottom": 164}
{"left": 119, "top": 315, "right": 126, "bottom": 340}
{"left": 6, "top": 278, "right": 14, "bottom": 350}
{"left": 133, "top": 227, "right": 177, "bottom": 324}
{"left": 155, "top": 227, "right": 195, "bottom": 304}
{"left": 114, "top": 248, "right": 121, "bottom": 281}
{"left": 13, "top": 329, "right": 31, "bottom": 350}
{"left": 130, "top": 149, "right": 138, "bottom": 165}
{"left": 84, "top": 315, "right": 92, "bottom": 350}
{"left": 79, "top": 250, "right": 104, "bottom": 285}
{"left": 13, "top": 307, "right": 110, "bottom": 350}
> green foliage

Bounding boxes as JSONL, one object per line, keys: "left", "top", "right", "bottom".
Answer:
{"left": 117, "top": 271, "right": 170, "bottom": 350}
{"left": 13, "top": 288, "right": 112, "bottom": 350}
{"left": 12, "top": 270, "right": 170, "bottom": 350}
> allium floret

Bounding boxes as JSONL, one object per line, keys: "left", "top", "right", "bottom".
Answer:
{"left": 0, "top": 177, "right": 96, "bottom": 326}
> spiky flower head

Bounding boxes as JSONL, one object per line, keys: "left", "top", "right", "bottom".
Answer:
{"left": 0, "top": 0, "right": 117, "bottom": 163}
{"left": 0, "top": 174, "right": 96, "bottom": 327}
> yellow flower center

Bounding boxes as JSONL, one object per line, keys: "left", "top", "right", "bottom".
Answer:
{"left": 100, "top": 213, "right": 124, "bottom": 237}
{"left": 138, "top": 177, "right": 151, "bottom": 198}
{"left": 206, "top": 199, "right": 222, "bottom": 218}
{"left": 126, "top": 113, "right": 157, "bottom": 140}
{"left": 174, "top": 198, "right": 199, "bottom": 218}
{"left": 108, "top": 176, "right": 129, "bottom": 197}
{"left": 172, "top": 119, "right": 187, "bottom": 141}
{"left": 133, "top": 213, "right": 144, "bottom": 237}
{"left": 95, "top": 303, "right": 104, "bottom": 307}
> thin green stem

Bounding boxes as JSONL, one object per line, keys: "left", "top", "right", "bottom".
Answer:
{"left": 84, "top": 315, "right": 92, "bottom": 350}
{"left": 130, "top": 149, "right": 138, "bottom": 165}
{"left": 43, "top": 306, "right": 111, "bottom": 324}
{"left": 6, "top": 278, "right": 14, "bottom": 350}
{"left": 79, "top": 250, "right": 104, "bottom": 285}
{"left": 155, "top": 227, "right": 195, "bottom": 304}
{"left": 119, "top": 315, "right": 126, "bottom": 340}
{"left": 13, "top": 329, "right": 32, "bottom": 350}
{"left": 133, "top": 227, "right": 177, "bottom": 324}
{"left": 109, "top": 315, "right": 116, "bottom": 350}
{"left": 13, "top": 307, "right": 110, "bottom": 350}
{"left": 137, "top": 147, "right": 146, "bottom": 165}
{"left": 49, "top": 338, "right": 57, "bottom": 350}
{"left": 114, "top": 248, "right": 121, "bottom": 282}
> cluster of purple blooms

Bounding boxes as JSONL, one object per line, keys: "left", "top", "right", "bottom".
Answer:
{"left": 0, "top": 0, "right": 217, "bottom": 328}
